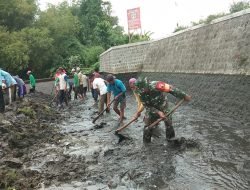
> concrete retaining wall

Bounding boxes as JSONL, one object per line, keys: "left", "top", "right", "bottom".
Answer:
{"left": 100, "top": 9, "right": 250, "bottom": 75}
{"left": 100, "top": 10, "right": 250, "bottom": 123}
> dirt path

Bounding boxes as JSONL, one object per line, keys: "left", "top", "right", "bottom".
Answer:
{"left": 1, "top": 89, "right": 249, "bottom": 190}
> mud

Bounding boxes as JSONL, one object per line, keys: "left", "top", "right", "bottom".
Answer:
{"left": 1, "top": 79, "right": 250, "bottom": 189}
{"left": 0, "top": 92, "right": 63, "bottom": 189}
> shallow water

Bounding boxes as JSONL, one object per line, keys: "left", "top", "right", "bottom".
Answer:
{"left": 29, "top": 92, "right": 250, "bottom": 190}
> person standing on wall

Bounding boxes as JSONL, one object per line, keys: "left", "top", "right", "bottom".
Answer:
{"left": 27, "top": 70, "right": 36, "bottom": 93}
{"left": 106, "top": 74, "right": 127, "bottom": 123}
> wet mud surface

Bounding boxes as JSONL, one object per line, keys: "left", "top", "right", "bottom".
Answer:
{"left": 1, "top": 87, "right": 250, "bottom": 189}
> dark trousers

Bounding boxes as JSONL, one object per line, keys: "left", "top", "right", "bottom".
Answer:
{"left": 59, "top": 90, "right": 67, "bottom": 105}
{"left": 13, "top": 85, "right": 17, "bottom": 101}
{"left": 30, "top": 86, "right": 35, "bottom": 93}
{"left": 68, "top": 85, "right": 73, "bottom": 100}
{"left": 83, "top": 87, "right": 87, "bottom": 97}
{"left": 91, "top": 88, "right": 98, "bottom": 101}
{"left": 0, "top": 86, "right": 5, "bottom": 112}
{"left": 17, "top": 85, "right": 25, "bottom": 98}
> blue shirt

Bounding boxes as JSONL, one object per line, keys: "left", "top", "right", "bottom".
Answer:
{"left": 107, "top": 79, "right": 126, "bottom": 97}
{"left": 0, "top": 75, "right": 3, "bottom": 86}
{"left": 0, "top": 69, "right": 17, "bottom": 87}
{"left": 13, "top": 76, "right": 25, "bottom": 87}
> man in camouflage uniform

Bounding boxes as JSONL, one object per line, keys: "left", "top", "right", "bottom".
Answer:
{"left": 129, "top": 78, "right": 191, "bottom": 143}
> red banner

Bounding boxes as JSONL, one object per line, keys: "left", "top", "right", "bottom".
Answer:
{"left": 127, "top": 7, "right": 141, "bottom": 30}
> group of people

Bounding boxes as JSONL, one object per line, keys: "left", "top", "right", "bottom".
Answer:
{"left": 53, "top": 67, "right": 89, "bottom": 108}
{"left": 53, "top": 67, "right": 192, "bottom": 142}
{"left": 0, "top": 68, "right": 36, "bottom": 113}
{"left": 86, "top": 72, "right": 192, "bottom": 143}
{"left": 1, "top": 65, "right": 192, "bottom": 143}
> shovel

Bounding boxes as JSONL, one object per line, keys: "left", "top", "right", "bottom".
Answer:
{"left": 92, "top": 98, "right": 115, "bottom": 123}
{"left": 115, "top": 117, "right": 138, "bottom": 133}
{"left": 145, "top": 99, "right": 185, "bottom": 130}
{"left": 49, "top": 90, "right": 59, "bottom": 107}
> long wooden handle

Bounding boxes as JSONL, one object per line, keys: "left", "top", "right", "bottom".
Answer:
{"left": 116, "top": 117, "right": 138, "bottom": 132}
{"left": 146, "top": 99, "right": 185, "bottom": 129}
{"left": 92, "top": 98, "right": 116, "bottom": 123}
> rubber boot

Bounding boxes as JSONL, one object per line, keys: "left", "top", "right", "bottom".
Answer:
{"left": 143, "top": 126, "right": 152, "bottom": 143}
{"left": 166, "top": 125, "right": 175, "bottom": 140}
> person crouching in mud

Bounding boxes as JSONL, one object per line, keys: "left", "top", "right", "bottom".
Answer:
{"left": 128, "top": 77, "right": 191, "bottom": 143}
{"left": 106, "top": 74, "right": 126, "bottom": 123}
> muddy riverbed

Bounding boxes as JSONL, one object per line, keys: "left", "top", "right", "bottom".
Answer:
{"left": 1, "top": 90, "right": 249, "bottom": 190}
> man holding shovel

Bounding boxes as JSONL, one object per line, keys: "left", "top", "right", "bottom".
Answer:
{"left": 126, "top": 77, "right": 191, "bottom": 143}
{"left": 106, "top": 74, "right": 127, "bottom": 123}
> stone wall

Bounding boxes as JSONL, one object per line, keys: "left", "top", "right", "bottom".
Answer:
{"left": 100, "top": 9, "right": 250, "bottom": 123}
{"left": 100, "top": 9, "right": 250, "bottom": 75}
{"left": 100, "top": 41, "right": 150, "bottom": 74}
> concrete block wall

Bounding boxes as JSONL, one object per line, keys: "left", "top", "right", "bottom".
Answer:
{"left": 99, "top": 9, "right": 250, "bottom": 123}
{"left": 100, "top": 9, "right": 250, "bottom": 75}
{"left": 143, "top": 10, "right": 250, "bottom": 75}
{"left": 100, "top": 41, "right": 150, "bottom": 74}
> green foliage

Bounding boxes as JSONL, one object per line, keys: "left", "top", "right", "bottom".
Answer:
{"left": 189, "top": 1, "right": 250, "bottom": 28}
{"left": 94, "top": 20, "right": 112, "bottom": 49}
{"left": 173, "top": 25, "right": 188, "bottom": 33}
{"left": 0, "top": 0, "right": 37, "bottom": 31}
{"left": 85, "top": 46, "right": 105, "bottom": 67}
{"left": 127, "top": 31, "right": 153, "bottom": 43}
{"left": 0, "top": 26, "right": 29, "bottom": 73}
{"left": 18, "top": 27, "right": 54, "bottom": 76}
{"left": 68, "top": 55, "right": 81, "bottom": 68}
{"left": 0, "top": 0, "right": 127, "bottom": 77}
{"left": 191, "top": 13, "right": 227, "bottom": 26}
{"left": 230, "top": 1, "right": 250, "bottom": 13}
{"left": 204, "top": 13, "right": 227, "bottom": 24}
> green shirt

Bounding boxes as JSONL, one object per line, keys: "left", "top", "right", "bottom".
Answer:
{"left": 29, "top": 74, "right": 36, "bottom": 87}
{"left": 73, "top": 73, "right": 79, "bottom": 87}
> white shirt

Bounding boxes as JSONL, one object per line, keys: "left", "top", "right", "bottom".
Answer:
{"left": 82, "top": 74, "right": 88, "bottom": 87}
{"left": 93, "top": 78, "right": 107, "bottom": 95}
{"left": 58, "top": 73, "right": 67, "bottom": 90}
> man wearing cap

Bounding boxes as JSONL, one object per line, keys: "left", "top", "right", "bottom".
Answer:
{"left": 129, "top": 77, "right": 191, "bottom": 143}
{"left": 27, "top": 70, "right": 36, "bottom": 93}
{"left": 106, "top": 74, "right": 126, "bottom": 123}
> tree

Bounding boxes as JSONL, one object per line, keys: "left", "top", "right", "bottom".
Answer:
{"left": 18, "top": 27, "right": 54, "bottom": 77}
{"left": 0, "top": 0, "right": 37, "bottom": 31}
{"left": 0, "top": 26, "right": 29, "bottom": 73}
{"left": 230, "top": 1, "right": 250, "bottom": 13}
{"left": 94, "top": 20, "right": 112, "bottom": 49}
{"left": 68, "top": 55, "right": 81, "bottom": 68}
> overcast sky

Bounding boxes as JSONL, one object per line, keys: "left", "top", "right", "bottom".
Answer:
{"left": 39, "top": 0, "right": 246, "bottom": 39}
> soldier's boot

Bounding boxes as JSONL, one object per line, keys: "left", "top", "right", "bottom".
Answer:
{"left": 166, "top": 125, "right": 175, "bottom": 140}
{"left": 143, "top": 126, "right": 152, "bottom": 143}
